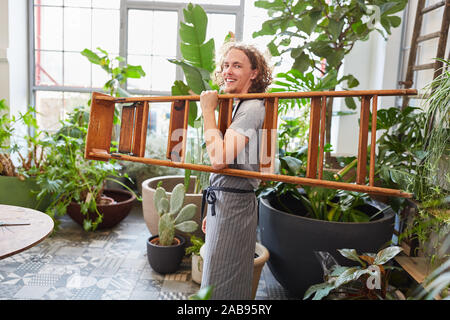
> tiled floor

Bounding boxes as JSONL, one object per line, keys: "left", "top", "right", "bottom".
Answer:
{"left": 0, "top": 202, "right": 294, "bottom": 300}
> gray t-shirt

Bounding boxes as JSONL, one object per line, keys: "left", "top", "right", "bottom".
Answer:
{"left": 209, "top": 98, "right": 266, "bottom": 189}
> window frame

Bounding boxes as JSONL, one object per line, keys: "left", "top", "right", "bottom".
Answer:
{"left": 28, "top": 0, "right": 245, "bottom": 111}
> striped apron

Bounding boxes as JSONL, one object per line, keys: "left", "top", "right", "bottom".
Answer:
{"left": 200, "top": 185, "right": 258, "bottom": 300}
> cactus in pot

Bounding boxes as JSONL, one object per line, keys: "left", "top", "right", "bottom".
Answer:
{"left": 154, "top": 183, "right": 198, "bottom": 246}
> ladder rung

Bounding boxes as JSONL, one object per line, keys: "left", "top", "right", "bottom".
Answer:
{"left": 118, "top": 105, "right": 136, "bottom": 154}
{"left": 417, "top": 31, "right": 441, "bottom": 43}
{"left": 412, "top": 63, "right": 435, "bottom": 71}
{"left": 421, "top": 0, "right": 446, "bottom": 14}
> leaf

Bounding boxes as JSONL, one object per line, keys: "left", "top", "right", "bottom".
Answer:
{"left": 174, "top": 203, "right": 197, "bottom": 224}
{"left": 293, "top": 52, "right": 310, "bottom": 73}
{"left": 171, "top": 80, "right": 198, "bottom": 127}
{"left": 170, "top": 183, "right": 186, "bottom": 216}
{"left": 334, "top": 267, "right": 360, "bottom": 288}
{"left": 303, "top": 282, "right": 335, "bottom": 300}
{"left": 81, "top": 49, "right": 101, "bottom": 65}
{"left": 328, "top": 19, "right": 345, "bottom": 40}
{"left": 373, "top": 246, "right": 403, "bottom": 265}
{"left": 345, "top": 96, "right": 357, "bottom": 110}
{"left": 189, "top": 285, "right": 213, "bottom": 300}
{"left": 175, "top": 220, "right": 198, "bottom": 233}
{"left": 338, "top": 249, "right": 366, "bottom": 266}
{"left": 168, "top": 59, "right": 210, "bottom": 94}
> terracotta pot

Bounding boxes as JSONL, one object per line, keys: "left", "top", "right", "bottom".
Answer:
{"left": 142, "top": 175, "right": 204, "bottom": 241}
{"left": 67, "top": 188, "right": 135, "bottom": 229}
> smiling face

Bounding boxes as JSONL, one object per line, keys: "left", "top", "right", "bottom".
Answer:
{"left": 221, "top": 48, "right": 258, "bottom": 94}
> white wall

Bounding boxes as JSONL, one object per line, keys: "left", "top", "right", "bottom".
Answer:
{"left": 1, "top": 0, "right": 29, "bottom": 163}
{"left": 0, "top": 0, "right": 10, "bottom": 105}
{"left": 331, "top": 14, "right": 405, "bottom": 156}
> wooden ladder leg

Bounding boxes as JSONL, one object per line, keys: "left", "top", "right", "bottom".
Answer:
{"left": 119, "top": 104, "right": 136, "bottom": 154}
{"left": 218, "top": 98, "right": 233, "bottom": 137}
{"left": 306, "top": 97, "right": 322, "bottom": 179}
{"left": 356, "top": 96, "right": 372, "bottom": 185}
{"left": 132, "top": 101, "right": 149, "bottom": 157}
{"left": 260, "top": 97, "right": 279, "bottom": 174}
{"left": 85, "top": 92, "right": 116, "bottom": 160}
{"left": 318, "top": 96, "right": 327, "bottom": 180}
{"left": 369, "top": 95, "right": 378, "bottom": 186}
{"left": 167, "top": 99, "right": 189, "bottom": 162}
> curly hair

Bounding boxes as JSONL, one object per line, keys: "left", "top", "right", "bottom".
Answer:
{"left": 213, "top": 42, "right": 273, "bottom": 94}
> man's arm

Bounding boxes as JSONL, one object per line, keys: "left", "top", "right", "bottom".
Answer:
{"left": 201, "top": 91, "right": 248, "bottom": 170}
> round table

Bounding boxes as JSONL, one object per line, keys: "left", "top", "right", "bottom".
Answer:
{"left": 0, "top": 204, "right": 54, "bottom": 259}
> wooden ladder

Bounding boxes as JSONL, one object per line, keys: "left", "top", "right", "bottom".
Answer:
{"left": 400, "top": 0, "right": 450, "bottom": 109}
{"left": 85, "top": 89, "right": 417, "bottom": 198}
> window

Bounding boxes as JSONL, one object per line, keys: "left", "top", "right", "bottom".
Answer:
{"left": 29, "top": 0, "right": 244, "bottom": 131}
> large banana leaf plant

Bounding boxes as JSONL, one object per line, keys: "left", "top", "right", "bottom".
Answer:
{"left": 168, "top": 3, "right": 227, "bottom": 193}
{"left": 168, "top": 3, "right": 217, "bottom": 127}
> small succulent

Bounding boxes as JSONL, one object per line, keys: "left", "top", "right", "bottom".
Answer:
{"left": 154, "top": 183, "right": 198, "bottom": 246}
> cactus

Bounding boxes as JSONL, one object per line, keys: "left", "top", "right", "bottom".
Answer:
{"left": 154, "top": 183, "right": 198, "bottom": 246}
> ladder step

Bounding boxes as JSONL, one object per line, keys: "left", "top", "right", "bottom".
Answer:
{"left": 417, "top": 31, "right": 441, "bottom": 43}
{"left": 412, "top": 63, "right": 435, "bottom": 71}
{"left": 421, "top": 0, "right": 446, "bottom": 14}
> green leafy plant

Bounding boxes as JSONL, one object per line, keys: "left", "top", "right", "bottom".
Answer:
{"left": 0, "top": 100, "right": 49, "bottom": 178}
{"left": 168, "top": 3, "right": 221, "bottom": 193}
{"left": 154, "top": 183, "right": 198, "bottom": 246}
{"left": 35, "top": 107, "right": 136, "bottom": 231}
{"left": 81, "top": 47, "right": 145, "bottom": 98}
{"left": 185, "top": 234, "right": 205, "bottom": 256}
{"left": 304, "top": 246, "right": 404, "bottom": 300}
{"left": 253, "top": 0, "right": 407, "bottom": 153}
{"left": 189, "top": 285, "right": 213, "bottom": 300}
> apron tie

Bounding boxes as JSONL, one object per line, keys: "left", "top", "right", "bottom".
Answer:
{"left": 201, "top": 186, "right": 254, "bottom": 220}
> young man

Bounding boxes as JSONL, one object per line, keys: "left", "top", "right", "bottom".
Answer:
{"left": 199, "top": 42, "right": 272, "bottom": 299}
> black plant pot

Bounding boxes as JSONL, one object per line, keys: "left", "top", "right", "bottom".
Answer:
{"left": 147, "top": 234, "right": 186, "bottom": 274}
{"left": 258, "top": 194, "right": 396, "bottom": 298}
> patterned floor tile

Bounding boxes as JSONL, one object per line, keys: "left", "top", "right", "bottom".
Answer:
{"left": 158, "top": 291, "right": 190, "bottom": 300}
{"left": 0, "top": 203, "right": 288, "bottom": 300}
{"left": 14, "top": 285, "right": 51, "bottom": 299}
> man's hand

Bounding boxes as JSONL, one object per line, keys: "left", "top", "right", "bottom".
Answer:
{"left": 200, "top": 90, "right": 218, "bottom": 115}
{"left": 202, "top": 217, "right": 207, "bottom": 234}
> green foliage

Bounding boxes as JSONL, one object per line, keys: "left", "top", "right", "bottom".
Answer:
{"left": 0, "top": 101, "right": 49, "bottom": 177}
{"left": 185, "top": 235, "right": 205, "bottom": 256}
{"left": 189, "top": 285, "right": 213, "bottom": 300}
{"left": 253, "top": 0, "right": 407, "bottom": 133}
{"left": 35, "top": 107, "right": 136, "bottom": 231}
{"left": 168, "top": 3, "right": 216, "bottom": 127}
{"left": 0, "top": 99, "right": 12, "bottom": 150}
{"left": 169, "top": 3, "right": 217, "bottom": 193}
{"left": 154, "top": 183, "right": 198, "bottom": 246}
{"left": 81, "top": 47, "right": 145, "bottom": 97}
{"left": 257, "top": 146, "right": 386, "bottom": 223}
{"left": 253, "top": 0, "right": 407, "bottom": 75}
{"left": 304, "top": 246, "right": 404, "bottom": 300}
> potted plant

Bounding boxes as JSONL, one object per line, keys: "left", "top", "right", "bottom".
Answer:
{"left": 304, "top": 246, "right": 406, "bottom": 300}
{"left": 257, "top": 146, "right": 396, "bottom": 296}
{"left": 147, "top": 183, "right": 198, "bottom": 274}
{"left": 35, "top": 106, "right": 137, "bottom": 231}
{"left": 380, "top": 60, "right": 449, "bottom": 267}
{"left": 185, "top": 235, "right": 205, "bottom": 284}
{"left": 0, "top": 100, "right": 51, "bottom": 211}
